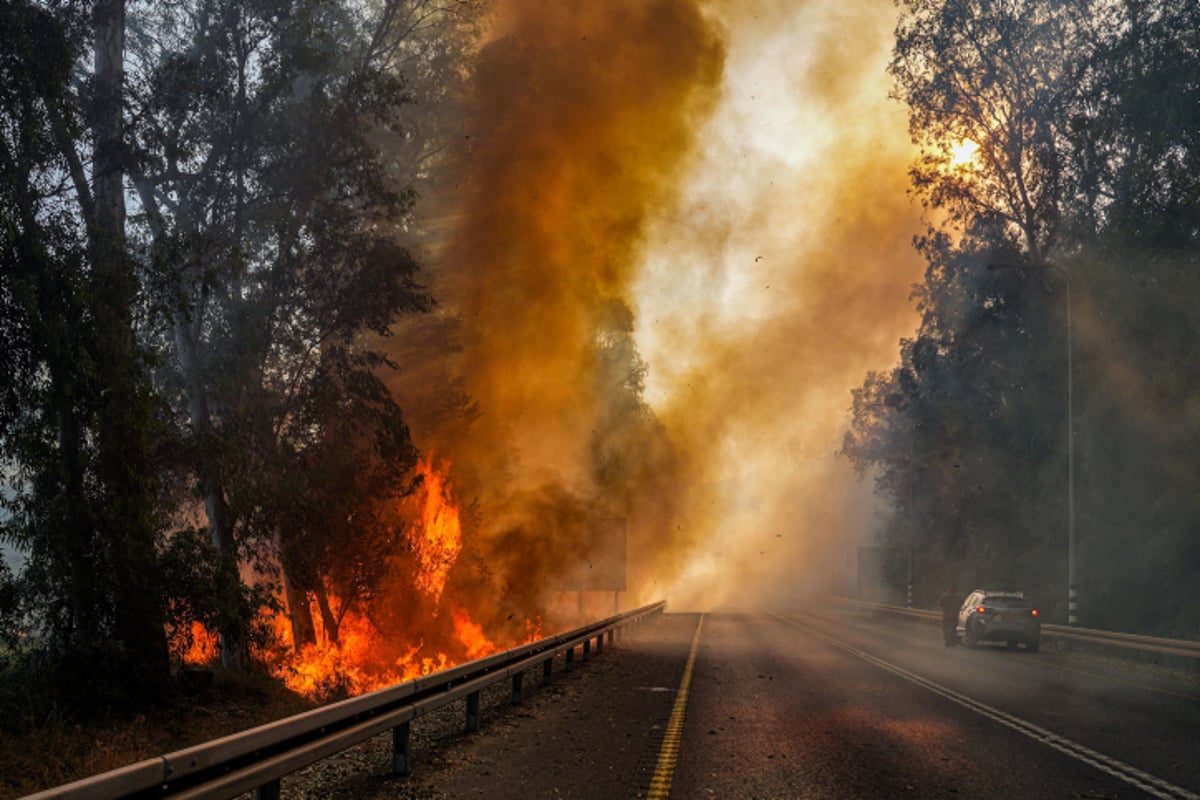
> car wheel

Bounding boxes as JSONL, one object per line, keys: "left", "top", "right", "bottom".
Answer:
{"left": 1026, "top": 638, "right": 1040, "bottom": 653}
{"left": 965, "top": 624, "right": 980, "bottom": 649}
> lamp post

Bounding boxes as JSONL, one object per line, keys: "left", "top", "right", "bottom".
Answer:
{"left": 987, "top": 262, "right": 1076, "bottom": 625}
{"left": 901, "top": 417, "right": 914, "bottom": 609}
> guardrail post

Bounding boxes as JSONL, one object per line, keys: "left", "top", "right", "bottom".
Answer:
{"left": 512, "top": 672, "right": 524, "bottom": 704}
{"left": 543, "top": 656, "right": 554, "bottom": 685}
{"left": 565, "top": 646, "right": 575, "bottom": 673}
{"left": 466, "top": 691, "right": 481, "bottom": 733}
{"left": 257, "top": 779, "right": 281, "bottom": 800}
{"left": 583, "top": 638, "right": 591, "bottom": 661}
{"left": 393, "top": 721, "right": 411, "bottom": 776}
{"left": 595, "top": 632, "right": 604, "bottom": 655}
{"left": 607, "top": 629, "right": 615, "bottom": 646}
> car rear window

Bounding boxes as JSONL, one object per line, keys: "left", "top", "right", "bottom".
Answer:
{"left": 983, "top": 596, "right": 1030, "bottom": 608}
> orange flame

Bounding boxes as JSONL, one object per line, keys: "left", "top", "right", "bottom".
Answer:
{"left": 410, "top": 456, "right": 463, "bottom": 606}
{"left": 262, "top": 600, "right": 523, "bottom": 699}
{"left": 164, "top": 458, "right": 547, "bottom": 701}
{"left": 175, "top": 620, "right": 220, "bottom": 666}
{"left": 453, "top": 607, "right": 495, "bottom": 660}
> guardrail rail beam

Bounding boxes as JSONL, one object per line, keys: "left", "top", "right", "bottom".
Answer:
{"left": 20, "top": 600, "right": 668, "bottom": 800}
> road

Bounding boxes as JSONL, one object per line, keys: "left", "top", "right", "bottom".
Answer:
{"left": 370, "top": 607, "right": 1200, "bottom": 799}
{"left": 672, "top": 609, "right": 1199, "bottom": 799}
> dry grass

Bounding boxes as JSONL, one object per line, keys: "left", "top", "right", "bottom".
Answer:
{"left": 0, "top": 661, "right": 582, "bottom": 800}
{"left": 0, "top": 668, "right": 315, "bottom": 800}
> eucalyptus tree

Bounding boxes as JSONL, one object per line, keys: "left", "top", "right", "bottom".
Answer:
{"left": 271, "top": 366, "right": 421, "bottom": 647}
{"left": 1066, "top": 1, "right": 1200, "bottom": 250}
{"left": 891, "top": 0, "right": 1200, "bottom": 256}
{"left": 857, "top": 0, "right": 1089, "bottom": 603}
{"left": 849, "top": 0, "right": 1200, "bottom": 629}
{"left": 841, "top": 236, "right": 1071, "bottom": 609}
{"left": 1059, "top": 1, "right": 1200, "bottom": 633}
{"left": 124, "top": 0, "right": 478, "bottom": 663}
{"left": 889, "top": 0, "right": 1095, "bottom": 262}
{"left": 0, "top": 0, "right": 171, "bottom": 695}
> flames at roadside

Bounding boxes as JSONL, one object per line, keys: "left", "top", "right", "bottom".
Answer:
{"left": 410, "top": 460, "right": 462, "bottom": 606}
{"left": 172, "top": 458, "right": 540, "bottom": 700}
{"left": 172, "top": 0, "right": 929, "bottom": 689}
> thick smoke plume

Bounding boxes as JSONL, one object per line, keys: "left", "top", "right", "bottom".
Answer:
{"left": 389, "top": 0, "right": 927, "bottom": 619}
{"left": 633, "top": 0, "right": 928, "bottom": 607}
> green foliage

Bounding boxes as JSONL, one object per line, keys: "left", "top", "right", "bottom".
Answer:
{"left": 589, "top": 297, "right": 665, "bottom": 505}
{"left": 1067, "top": 2, "right": 1200, "bottom": 249}
{"left": 1, "top": 0, "right": 170, "bottom": 688}
{"left": 0, "top": 559, "right": 22, "bottom": 655}
{"left": 843, "top": 243, "right": 1070, "bottom": 612}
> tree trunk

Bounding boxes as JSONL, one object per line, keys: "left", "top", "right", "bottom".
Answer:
{"left": 90, "top": 0, "right": 171, "bottom": 689}
{"left": 131, "top": 142, "right": 245, "bottom": 671}
{"left": 313, "top": 579, "right": 340, "bottom": 645}
{"left": 173, "top": 314, "right": 246, "bottom": 670}
{"left": 92, "top": 0, "right": 123, "bottom": 242}
{"left": 282, "top": 566, "right": 318, "bottom": 650}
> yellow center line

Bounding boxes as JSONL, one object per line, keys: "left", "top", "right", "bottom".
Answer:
{"left": 647, "top": 613, "right": 705, "bottom": 800}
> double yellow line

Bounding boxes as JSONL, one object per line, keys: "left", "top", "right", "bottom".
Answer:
{"left": 647, "top": 613, "right": 705, "bottom": 800}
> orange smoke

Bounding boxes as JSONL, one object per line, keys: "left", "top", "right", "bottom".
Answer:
{"left": 384, "top": 0, "right": 928, "bottom": 613}
{"left": 384, "top": 0, "right": 727, "bottom": 618}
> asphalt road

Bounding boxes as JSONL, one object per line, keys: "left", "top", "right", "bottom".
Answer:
{"left": 672, "top": 609, "right": 1199, "bottom": 799}
{"left": 373, "top": 607, "right": 1200, "bottom": 799}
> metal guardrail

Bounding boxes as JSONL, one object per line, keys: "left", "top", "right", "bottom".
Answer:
{"left": 836, "top": 597, "right": 1200, "bottom": 659}
{"left": 21, "top": 601, "right": 667, "bottom": 800}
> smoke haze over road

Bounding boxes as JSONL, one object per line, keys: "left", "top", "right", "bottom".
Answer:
{"left": 388, "top": 0, "right": 926, "bottom": 617}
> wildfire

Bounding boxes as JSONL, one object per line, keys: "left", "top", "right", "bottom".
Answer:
{"left": 265, "top": 599, "right": 511, "bottom": 698}
{"left": 409, "top": 456, "right": 463, "bottom": 606}
{"left": 173, "top": 619, "right": 220, "bottom": 665}
{"left": 452, "top": 607, "right": 494, "bottom": 659}
{"left": 170, "top": 458, "right": 543, "bottom": 701}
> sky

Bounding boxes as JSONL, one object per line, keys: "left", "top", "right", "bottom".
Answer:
{"left": 389, "top": 0, "right": 930, "bottom": 616}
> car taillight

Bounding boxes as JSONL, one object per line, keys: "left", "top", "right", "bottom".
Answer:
{"left": 976, "top": 606, "right": 987, "bottom": 614}
{"left": 1031, "top": 609, "right": 1038, "bottom": 617}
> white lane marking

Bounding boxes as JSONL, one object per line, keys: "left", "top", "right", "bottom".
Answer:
{"left": 773, "top": 612, "right": 1200, "bottom": 800}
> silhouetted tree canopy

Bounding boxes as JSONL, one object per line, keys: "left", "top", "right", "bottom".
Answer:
{"left": 846, "top": 0, "right": 1200, "bottom": 636}
{"left": 1, "top": 0, "right": 480, "bottom": 711}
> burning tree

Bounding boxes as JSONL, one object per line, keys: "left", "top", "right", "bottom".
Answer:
{"left": 116, "top": 0, "right": 494, "bottom": 669}
{"left": 0, "top": 0, "right": 487, "bottom": 710}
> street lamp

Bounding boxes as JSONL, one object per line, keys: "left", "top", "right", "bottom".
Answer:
{"left": 987, "top": 262, "right": 1076, "bottom": 625}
